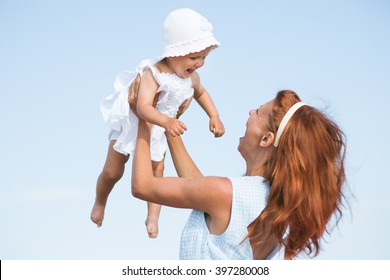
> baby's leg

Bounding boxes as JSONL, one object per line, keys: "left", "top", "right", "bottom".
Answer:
{"left": 145, "top": 159, "right": 164, "bottom": 238}
{"left": 91, "top": 140, "right": 129, "bottom": 227}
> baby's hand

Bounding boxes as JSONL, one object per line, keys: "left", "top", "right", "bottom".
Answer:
{"left": 209, "top": 116, "right": 225, "bottom": 138}
{"left": 163, "top": 117, "right": 187, "bottom": 137}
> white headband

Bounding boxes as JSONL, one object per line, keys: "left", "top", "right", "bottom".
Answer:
{"left": 274, "top": 102, "right": 306, "bottom": 147}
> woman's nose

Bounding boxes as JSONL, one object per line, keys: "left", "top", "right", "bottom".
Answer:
{"left": 249, "top": 109, "right": 256, "bottom": 116}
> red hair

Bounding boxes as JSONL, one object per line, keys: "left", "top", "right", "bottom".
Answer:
{"left": 248, "top": 90, "right": 346, "bottom": 259}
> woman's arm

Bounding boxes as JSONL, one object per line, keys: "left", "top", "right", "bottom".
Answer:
{"left": 131, "top": 120, "right": 232, "bottom": 234}
{"left": 167, "top": 134, "right": 202, "bottom": 178}
{"left": 130, "top": 76, "right": 199, "bottom": 179}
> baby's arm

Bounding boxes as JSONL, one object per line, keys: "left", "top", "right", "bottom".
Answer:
{"left": 137, "top": 69, "right": 187, "bottom": 137}
{"left": 192, "top": 72, "right": 225, "bottom": 137}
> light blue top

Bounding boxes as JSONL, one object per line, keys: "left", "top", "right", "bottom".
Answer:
{"left": 179, "top": 176, "right": 270, "bottom": 260}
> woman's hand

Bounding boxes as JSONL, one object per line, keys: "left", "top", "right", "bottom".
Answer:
{"left": 176, "top": 96, "right": 193, "bottom": 119}
{"left": 128, "top": 74, "right": 141, "bottom": 117}
{"left": 129, "top": 74, "right": 189, "bottom": 137}
{"left": 128, "top": 74, "right": 159, "bottom": 117}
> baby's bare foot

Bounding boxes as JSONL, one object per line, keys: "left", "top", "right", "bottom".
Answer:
{"left": 145, "top": 218, "right": 159, "bottom": 238}
{"left": 90, "top": 202, "right": 105, "bottom": 227}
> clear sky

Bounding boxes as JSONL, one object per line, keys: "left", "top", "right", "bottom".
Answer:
{"left": 1, "top": 0, "right": 389, "bottom": 260}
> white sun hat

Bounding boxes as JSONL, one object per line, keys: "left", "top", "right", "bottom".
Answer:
{"left": 161, "top": 8, "right": 220, "bottom": 57}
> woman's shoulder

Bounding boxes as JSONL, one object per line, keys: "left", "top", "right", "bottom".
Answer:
{"left": 229, "top": 176, "right": 268, "bottom": 186}
{"left": 228, "top": 176, "right": 269, "bottom": 203}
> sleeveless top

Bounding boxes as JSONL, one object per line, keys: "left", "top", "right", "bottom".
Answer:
{"left": 100, "top": 59, "right": 194, "bottom": 161}
{"left": 179, "top": 176, "right": 270, "bottom": 260}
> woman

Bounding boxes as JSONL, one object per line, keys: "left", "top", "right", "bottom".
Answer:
{"left": 131, "top": 89, "right": 346, "bottom": 260}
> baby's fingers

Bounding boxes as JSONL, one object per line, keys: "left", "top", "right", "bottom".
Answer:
{"left": 167, "top": 121, "right": 187, "bottom": 137}
{"left": 179, "top": 120, "right": 187, "bottom": 132}
{"left": 213, "top": 125, "right": 225, "bottom": 138}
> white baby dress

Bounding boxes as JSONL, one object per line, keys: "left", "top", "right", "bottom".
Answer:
{"left": 100, "top": 59, "right": 194, "bottom": 161}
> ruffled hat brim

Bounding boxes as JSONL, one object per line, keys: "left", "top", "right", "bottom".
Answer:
{"left": 162, "top": 34, "right": 220, "bottom": 57}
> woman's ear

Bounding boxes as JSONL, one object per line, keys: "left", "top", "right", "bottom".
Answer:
{"left": 259, "top": 132, "right": 275, "bottom": 148}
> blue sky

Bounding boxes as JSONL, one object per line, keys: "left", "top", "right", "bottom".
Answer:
{"left": 0, "top": 0, "right": 389, "bottom": 259}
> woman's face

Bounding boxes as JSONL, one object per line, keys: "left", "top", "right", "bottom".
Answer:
{"left": 238, "top": 100, "right": 274, "bottom": 158}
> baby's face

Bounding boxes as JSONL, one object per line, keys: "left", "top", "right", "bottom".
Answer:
{"left": 167, "top": 47, "right": 211, "bottom": 78}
